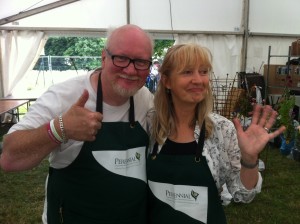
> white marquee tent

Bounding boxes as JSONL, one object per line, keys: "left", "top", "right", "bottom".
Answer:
{"left": 0, "top": 0, "right": 300, "bottom": 98}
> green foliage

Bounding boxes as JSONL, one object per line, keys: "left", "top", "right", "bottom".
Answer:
{"left": 44, "top": 37, "right": 105, "bottom": 56}
{"left": 153, "top": 39, "right": 174, "bottom": 59}
{"left": 277, "top": 88, "right": 296, "bottom": 142}
{"left": 236, "top": 90, "right": 253, "bottom": 118}
{"left": 34, "top": 37, "right": 105, "bottom": 71}
{"left": 33, "top": 38, "right": 174, "bottom": 71}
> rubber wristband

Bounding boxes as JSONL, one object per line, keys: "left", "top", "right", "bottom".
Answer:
{"left": 50, "top": 119, "right": 63, "bottom": 143}
{"left": 46, "top": 123, "right": 61, "bottom": 144}
{"left": 59, "top": 115, "right": 68, "bottom": 144}
{"left": 240, "top": 158, "right": 259, "bottom": 169}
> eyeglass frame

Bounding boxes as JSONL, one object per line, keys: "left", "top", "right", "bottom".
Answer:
{"left": 105, "top": 49, "right": 152, "bottom": 71}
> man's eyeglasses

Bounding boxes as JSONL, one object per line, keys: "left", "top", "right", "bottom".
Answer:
{"left": 105, "top": 49, "right": 152, "bottom": 71}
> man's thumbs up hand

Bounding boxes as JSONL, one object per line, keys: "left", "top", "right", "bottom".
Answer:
{"left": 75, "top": 89, "right": 89, "bottom": 108}
{"left": 60, "top": 89, "right": 103, "bottom": 141}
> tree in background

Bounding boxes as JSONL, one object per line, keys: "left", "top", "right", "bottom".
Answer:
{"left": 153, "top": 39, "right": 174, "bottom": 59}
{"left": 37, "top": 37, "right": 105, "bottom": 71}
{"left": 34, "top": 37, "right": 174, "bottom": 71}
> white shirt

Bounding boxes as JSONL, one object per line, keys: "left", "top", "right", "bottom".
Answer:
{"left": 9, "top": 70, "right": 154, "bottom": 168}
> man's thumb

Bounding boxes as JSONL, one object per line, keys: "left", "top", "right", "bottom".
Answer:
{"left": 75, "top": 89, "right": 89, "bottom": 107}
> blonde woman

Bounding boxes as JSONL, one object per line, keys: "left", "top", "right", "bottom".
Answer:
{"left": 147, "top": 43, "right": 285, "bottom": 224}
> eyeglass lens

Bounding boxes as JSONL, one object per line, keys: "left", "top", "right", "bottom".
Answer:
{"left": 106, "top": 49, "right": 152, "bottom": 70}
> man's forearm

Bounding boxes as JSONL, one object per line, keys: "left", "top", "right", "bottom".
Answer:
{"left": 0, "top": 125, "right": 59, "bottom": 172}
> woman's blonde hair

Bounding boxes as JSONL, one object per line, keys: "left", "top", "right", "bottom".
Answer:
{"left": 152, "top": 43, "right": 214, "bottom": 144}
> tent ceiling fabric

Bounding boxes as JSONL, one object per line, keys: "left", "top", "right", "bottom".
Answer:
{"left": 0, "top": 0, "right": 80, "bottom": 26}
{"left": 0, "top": 0, "right": 58, "bottom": 19}
{"left": 1, "top": 0, "right": 300, "bottom": 35}
{"left": 1, "top": 0, "right": 243, "bottom": 33}
{"left": 0, "top": 0, "right": 300, "bottom": 98}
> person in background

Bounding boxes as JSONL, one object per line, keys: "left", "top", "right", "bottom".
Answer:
{"left": 146, "top": 43, "right": 285, "bottom": 224}
{"left": 146, "top": 59, "right": 161, "bottom": 93}
{"left": 0, "top": 24, "right": 154, "bottom": 224}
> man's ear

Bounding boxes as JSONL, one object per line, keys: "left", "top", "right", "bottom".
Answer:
{"left": 101, "top": 50, "right": 106, "bottom": 66}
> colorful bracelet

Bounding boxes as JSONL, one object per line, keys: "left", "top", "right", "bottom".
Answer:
{"left": 46, "top": 122, "right": 61, "bottom": 145}
{"left": 240, "top": 158, "right": 259, "bottom": 169}
{"left": 59, "top": 115, "right": 68, "bottom": 144}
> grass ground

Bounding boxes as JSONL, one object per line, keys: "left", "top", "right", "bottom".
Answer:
{"left": 0, "top": 159, "right": 48, "bottom": 224}
{"left": 0, "top": 144, "right": 300, "bottom": 223}
{"left": 225, "top": 144, "right": 300, "bottom": 224}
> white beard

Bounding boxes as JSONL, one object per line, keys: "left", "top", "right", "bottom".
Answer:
{"left": 112, "top": 83, "right": 140, "bottom": 97}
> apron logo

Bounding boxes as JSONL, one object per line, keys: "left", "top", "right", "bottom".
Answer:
{"left": 191, "top": 190, "right": 199, "bottom": 201}
{"left": 135, "top": 152, "right": 141, "bottom": 161}
{"left": 92, "top": 147, "right": 146, "bottom": 182}
{"left": 165, "top": 189, "right": 199, "bottom": 202}
{"left": 114, "top": 152, "right": 141, "bottom": 167}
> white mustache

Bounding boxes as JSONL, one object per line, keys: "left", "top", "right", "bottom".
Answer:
{"left": 119, "top": 74, "right": 140, "bottom": 80}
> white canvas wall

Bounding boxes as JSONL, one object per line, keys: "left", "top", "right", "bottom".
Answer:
{"left": 249, "top": 0, "right": 300, "bottom": 35}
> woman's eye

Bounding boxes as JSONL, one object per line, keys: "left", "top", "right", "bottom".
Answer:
{"left": 183, "top": 70, "right": 192, "bottom": 75}
{"left": 199, "top": 70, "right": 208, "bottom": 75}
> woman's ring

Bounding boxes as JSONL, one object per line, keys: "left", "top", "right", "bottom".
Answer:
{"left": 264, "top": 127, "right": 270, "bottom": 133}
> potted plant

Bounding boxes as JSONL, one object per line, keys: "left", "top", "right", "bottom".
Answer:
{"left": 276, "top": 87, "right": 296, "bottom": 155}
{"left": 235, "top": 85, "right": 262, "bottom": 130}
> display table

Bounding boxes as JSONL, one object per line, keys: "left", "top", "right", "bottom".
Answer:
{"left": 0, "top": 99, "right": 29, "bottom": 123}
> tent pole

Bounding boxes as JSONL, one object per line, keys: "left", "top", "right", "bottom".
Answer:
{"left": 126, "top": 0, "right": 130, "bottom": 24}
{"left": 0, "top": 42, "right": 3, "bottom": 98}
{"left": 240, "top": 0, "right": 250, "bottom": 73}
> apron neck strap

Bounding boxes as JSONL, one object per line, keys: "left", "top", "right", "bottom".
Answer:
{"left": 195, "top": 121, "right": 205, "bottom": 162}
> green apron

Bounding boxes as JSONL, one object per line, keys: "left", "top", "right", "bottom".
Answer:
{"left": 47, "top": 74, "right": 148, "bottom": 224}
{"left": 147, "top": 122, "right": 227, "bottom": 224}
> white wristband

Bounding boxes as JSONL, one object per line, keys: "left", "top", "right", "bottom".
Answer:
{"left": 50, "top": 119, "right": 63, "bottom": 143}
